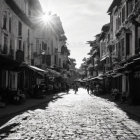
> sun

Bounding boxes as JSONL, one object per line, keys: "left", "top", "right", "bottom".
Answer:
{"left": 41, "top": 12, "right": 52, "bottom": 25}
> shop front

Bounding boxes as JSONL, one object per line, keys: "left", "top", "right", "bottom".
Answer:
{"left": 125, "top": 57, "right": 140, "bottom": 104}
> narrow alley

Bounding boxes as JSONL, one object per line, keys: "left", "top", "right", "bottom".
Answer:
{"left": 0, "top": 88, "right": 140, "bottom": 140}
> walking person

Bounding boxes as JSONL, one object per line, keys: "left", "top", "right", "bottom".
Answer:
{"left": 90, "top": 83, "right": 94, "bottom": 94}
{"left": 86, "top": 83, "right": 90, "bottom": 94}
{"left": 74, "top": 84, "right": 78, "bottom": 94}
{"left": 66, "top": 83, "right": 70, "bottom": 94}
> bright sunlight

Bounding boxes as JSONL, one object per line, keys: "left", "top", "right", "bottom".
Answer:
{"left": 40, "top": 12, "right": 52, "bottom": 25}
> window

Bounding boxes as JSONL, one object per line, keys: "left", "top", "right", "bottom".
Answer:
{"left": 18, "top": 21, "right": 22, "bottom": 36}
{"left": 126, "top": 33, "right": 130, "bottom": 56}
{"left": 118, "top": 13, "right": 121, "bottom": 27}
{"left": 42, "top": 42, "right": 47, "bottom": 50}
{"left": 59, "top": 58, "right": 61, "bottom": 66}
{"left": 51, "top": 40, "right": 53, "bottom": 54}
{"left": 2, "top": 71, "right": 7, "bottom": 88}
{"left": 48, "top": 47, "right": 50, "bottom": 54}
{"left": 18, "top": 39, "right": 22, "bottom": 50}
{"left": 110, "top": 15, "right": 113, "bottom": 32}
{"left": 122, "top": 6, "right": 126, "bottom": 23}
{"left": 116, "top": 12, "right": 121, "bottom": 30}
{"left": 3, "top": 34, "right": 8, "bottom": 54}
{"left": 9, "top": 17, "right": 12, "bottom": 33}
{"left": 23, "top": 42, "right": 26, "bottom": 53}
{"left": 36, "top": 39, "right": 39, "bottom": 52}
{"left": 3, "top": 12, "right": 7, "bottom": 29}
{"left": 116, "top": 44, "right": 118, "bottom": 57}
{"left": 9, "top": 39, "right": 13, "bottom": 57}
{"left": 116, "top": 18, "right": 119, "bottom": 31}
{"left": 127, "top": 0, "right": 133, "bottom": 16}
{"left": 121, "top": 38, "right": 125, "bottom": 57}
{"left": 118, "top": 42, "right": 121, "bottom": 60}
{"left": 42, "top": 55, "right": 45, "bottom": 64}
{"left": 54, "top": 55, "right": 57, "bottom": 65}
{"left": 46, "top": 55, "right": 51, "bottom": 66}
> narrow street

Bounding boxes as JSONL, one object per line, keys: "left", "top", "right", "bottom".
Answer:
{"left": 0, "top": 88, "right": 140, "bottom": 140}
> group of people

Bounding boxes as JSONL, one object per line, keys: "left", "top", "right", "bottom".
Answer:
{"left": 85, "top": 82, "right": 103, "bottom": 95}
{"left": 32, "top": 81, "right": 103, "bottom": 96}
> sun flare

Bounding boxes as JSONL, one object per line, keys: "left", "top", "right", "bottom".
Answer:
{"left": 41, "top": 13, "right": 52, "bottom": 25}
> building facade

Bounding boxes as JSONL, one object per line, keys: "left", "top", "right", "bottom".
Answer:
{"left": 0, "top": 0, "right": 35, "bottom": 91}
{"left": 107, "top": 0, "right": 140, "bottom": 104}
{"left": 85, "top": 0, "right": 140, "bottom": 104}
{"left": 0, "top": 0, "right": 70, "bottom": 95}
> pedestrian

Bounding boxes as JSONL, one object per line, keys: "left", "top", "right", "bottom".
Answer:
{"left": 86, "top": 84, "right": 90, "bottom": 94}
{"left": 74, "top": 84, "right": 78, "bottom": 94}
{"left": 90, "top": 83, "right": 94, "bottom": 94}
{"left": 66, "top": 84, "right": 69, "bottom": 93}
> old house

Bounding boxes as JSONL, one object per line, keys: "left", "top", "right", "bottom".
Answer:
{"left": 107, "top": 0, "right": 140, "bottom": 104}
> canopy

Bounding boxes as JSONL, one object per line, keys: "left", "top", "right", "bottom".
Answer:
{"left": 20, "top": 63, "right": 47, "bottom": 77}
{"left": 29, "top": 65, "right": 47, "bottom": 73}
{"left": 46, "top": 68, "right": 61, "bottom": 77}
{"left": 89, "top": 76, "right": 103, "bottom": 81}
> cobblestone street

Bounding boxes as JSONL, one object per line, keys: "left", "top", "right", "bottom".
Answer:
{"left": 0, "top": 88, "right": 140, "bottom": 140}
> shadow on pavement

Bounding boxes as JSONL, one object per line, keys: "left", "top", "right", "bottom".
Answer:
{"left": 0, "top": 92, "right": 67, "bottom": 128}
{"left": 98, "top": 94, "right": 140, "bottom": 124}
{"left": 0, "top": 122, "right": 19, "bottom": 139}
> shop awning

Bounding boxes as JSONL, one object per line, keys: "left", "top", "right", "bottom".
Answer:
{"left": 74, "top": 79, "right": 83, "bottom": 82}
{"left": 100, "top": 55, "right": 109, "bottom": 61}
{"left": 82, "top": 78, "right": 88, "bottom": 82}
{"left": 46, "top": 68, "right": 61, "bottom": 77}
{"left": 124, "top": 62, "right": 134, "bottom": 71}
{"left": 112, "top": 73, "right": 122, "bottom": 78}
{"left": 114, "top": 66, "right": 125, "bottom": 73}
{"left": 28, "top": 65, "right": 47, "bottom": 73}
{"left": 20, "top": 64, "right": 47, "bottom": 77}
{"left": 89, "top": 76, "right": 103, "bottom": 81}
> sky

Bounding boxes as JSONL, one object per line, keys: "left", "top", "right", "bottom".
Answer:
{"left": 39, "top": 0, "right": 113, "bottom": 68}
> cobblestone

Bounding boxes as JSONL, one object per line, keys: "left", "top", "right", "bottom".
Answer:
{"left": 0, "top": 88, "right": 140, "bottom": 139}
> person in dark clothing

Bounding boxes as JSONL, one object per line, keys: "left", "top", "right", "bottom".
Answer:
{"left": 66, "top": 84, "right": 70, "bottom": 93}
{"left": 74, "top": 84, "right": 78, "bottom": 94}
{"left": 86, "top": 84, "right": 90, "bottom": 94}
